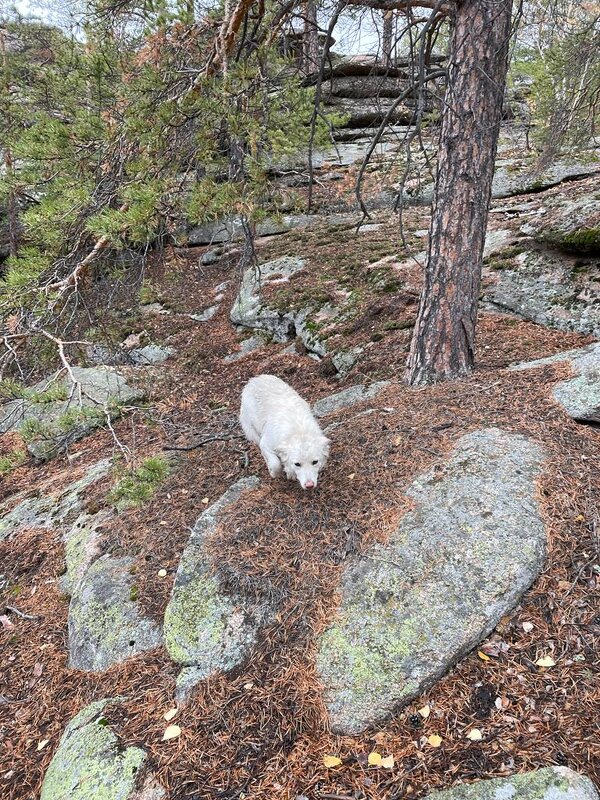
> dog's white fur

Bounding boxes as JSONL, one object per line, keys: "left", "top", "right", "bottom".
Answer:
{"left": 240, "top": 374, "right": 330, "bottom": 490}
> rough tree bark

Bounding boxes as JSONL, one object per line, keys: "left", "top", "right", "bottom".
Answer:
{"left": 304, "top": 0, "right": 319, "bottom": 75}
{"left": 405, "top": 0, "right": 513, "bottom": 385}
{"left": 382, "top": 10, "right": 393, "bottom": 67}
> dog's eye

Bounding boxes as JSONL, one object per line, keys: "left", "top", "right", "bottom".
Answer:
{"left": 312, "top": 460, "right": 318, "bottom": 465}
{"left": 294, "top": 462, "right": 301, "bottom": 467}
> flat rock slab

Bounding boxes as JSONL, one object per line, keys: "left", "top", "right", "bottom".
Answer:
{"left": 68, "top": 555, "right": 162, "bottom": 671}
{"left": 484, "top": 248, "right": 600, "bottom": 338}
{"left": 0, "top": 459, "right": 111, "bottom": 541}
{"left": 0, "top": 367, "right": 142, "bottom": 461}
{"left": 510, "top": 343, "right": 600, "bottom": 423}
{"left": 423, "top": 768, "right": 599, "bottom": 800}
{"left": 313, "top": 381, "right": 390, "bottom": 418}
{"left": 164, "top": 478, "right": 273, "bottom": 689}
{"left": 61, "top": 510, "right": 112, "bottom": 595}
{"left": 41, "top": 699, "right": 163, "bottom": 800}
{"left": 523, "top": 195, "right": 600, "bottom": 254}
{"left": 317, "top": 428, "right": 546, "bottom": 734}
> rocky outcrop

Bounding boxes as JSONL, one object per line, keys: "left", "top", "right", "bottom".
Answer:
{"left": 422, "top": 768, "right": 599, "bottom": 800}
{"left": 40, "top": 699, "right": 163, "bottom": 800}
{"left": 313, "top": 381, "right": 389, "bottom": 417}
{"left": 163, "top": 478, "right": 273, "bottom": 699}
{"left": 0, "top": 459, "right": 111, "bottom": 541}
{"left": 510, "top": 342, "right": 600, "bottom": 423}
{"left": 522, "top": 196, "right": 600, "bottom": 254}
{"left": 68, "top": 555, "right": 162, "bottom": 671}
{"left": 324, "top": 96, "right": 418, "bottom": 128}
{"left": 317, "top": 428, "right": 546, "bottom": 734}
{"left": 230, "top": 255, "right": 362, "bottom": 375}
{"left": 484, "top": 247, "right": 600, "bottom": 338}
{"left": 0, "top": 367, "right": 142, "bottom": 461}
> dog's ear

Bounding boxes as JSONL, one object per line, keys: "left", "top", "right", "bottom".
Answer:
{"left": 320, "top": 436, "right": 331, "bottom": 459}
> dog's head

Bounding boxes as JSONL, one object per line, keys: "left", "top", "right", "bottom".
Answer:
{"left": 277, "top": 435, "right": 330, "bottom": 490}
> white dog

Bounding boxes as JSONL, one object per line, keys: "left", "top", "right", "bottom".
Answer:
{"left": 239, "top": 374, "right": 330, "bottom": 490}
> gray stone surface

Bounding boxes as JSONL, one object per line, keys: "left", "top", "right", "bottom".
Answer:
{"left": 484, "top": 249, "right": 600, "bottom": 338}
{"left": 523, "top": 196, "right": 600, "bottom": 254}
{"left": 189, "top": 305, "right": 220, "bottom": 323}
{"left": 68, "top": 555, "right": 162, "bottom": 671}
{"left": 224, "top": 334, "right": 270, "bottom": 363}
{"left": 230, "top": 256, "right": 307, "bottom": 341}
{"left": 483, "top": 229, "right": 517, "bottom": 259}
{"left": 40, "top": 699, "right": 162, "bottom": 800}
{"left": 128, "top": 345, "right": 174, "bottom": 365}
{"left": 0, "top": 459, "right": 110, "bottom": 541}
{"left": 492, "top": 158, "right": 600, "bottom": 200}
{"left": 0, "top": 367, "right": 142, "bottom": 461}
{"left": 317, "top": 428, "right": 547, "bottom": 734}
{"left": 510, "top": 343, "right": 600, "bottom": 423}
{"left": 422, "top": 768, "right": 599, "bottom": 800}
{"left": 61, "top": 511, "right": 112, "bottom": 594}
{"left": 230, "top": 256, "right": 360, "bottom": 375}
{"left": 164, "top": 478, "right": 274, "bottom": 690}
{"left": 313, "top": 381, "right": 390, "bottom": 418}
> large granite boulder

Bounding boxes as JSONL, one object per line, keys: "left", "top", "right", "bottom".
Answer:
{"left": 422, "top": 768, "right": 598, "bottom": 800}
{"left": 484, "top": 248, "right": 600, "bottom": 338}
{"left": 68, "top": 555, "right": 162, "bottom": 671}
{"left": 163, "top": 478, "right": 275, "bottom": 698}
{"left": 522, "top": 195, "right": 600, "bottom": 254}
{"left": 0, "top": 367, "right": 142, "bottom": 461}
{"left": 40, "top": 699, "right": 164, "bottom": 800}
{"left": 510, "top": 342, "right": 600, "bottom": 423}
{"left": 0, "top": 459, "right": 111, "bottom": 541}
{"left": 317, "top": 428, "right": 547, "bottom": 734}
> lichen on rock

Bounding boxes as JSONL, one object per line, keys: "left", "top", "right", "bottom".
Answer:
{"left": 40, "top": 699, "right": 162, "bottom": 800}
{"left": 317, "top": 428, "right": 547, "bottom": 734}
{"left": 163, "top": 477, "right": 276, "bottom": 695}
{"left": 421, "top": 767, "right": 599, "bottom": 800}
{"left": 68, "top": 555, "right": 162, "bottom": 671}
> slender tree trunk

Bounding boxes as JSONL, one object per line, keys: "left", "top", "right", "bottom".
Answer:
{"left": 304, "top": 0, "right": 319, "bottom": 75}
{"left": 382, "top": 10, "right": 393, "bottom": 68}
{"left": 406, "top": 0, "right": 513, "bottom": 385}
{"left": 0, "top": 28, "right": 18, "bottom": 259}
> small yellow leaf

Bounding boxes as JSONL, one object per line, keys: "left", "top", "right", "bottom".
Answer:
{"left": 347, "top": 473, "right": 356, "bottom": 480}
{"left": 575, "top": 515, "right": 584, "bottom": 522}
{"left": 427, "top": 734, "right": 442, "bottom": 747}
{"left": 368, "top": 751, "right": 382, "bottom": 766}
{"left": 536, "top": 656, "right": 556, "bottom": 668}
{"left": 381, "top": 755, "right": 395, "bottom": 769}
{"left": 477, "top": 650, "right": 490, "bottom": 661}
{"left": 157, "top": 569, "right": 167, "bottom": 578}
{"left": 323, "top": 755, "right": 342, "bottom": 768}
{"left": 418, "top": 704, "right": 431, "bottom": 719}
{"left": 162, "top": 724, "right": 181, "bottom": 741}
{"left": 466, "top": 729, "right": 483, "bottom": 741}
{"left": 164, "top": 708, "right": 178, "bottom": 722}
{"left": 201, "top": 497, "right": 209, "bottom": 505}
{"left": 393, "top": 435, "right": 402, "bottom": 447}
{"left": 37, "top": 739, "right": 49, "bottom": 751}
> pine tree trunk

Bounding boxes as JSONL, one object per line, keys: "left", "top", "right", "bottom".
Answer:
{"left": 406, "top": 0, "right": 513, "bottom": 385}
{"left": 304, "top": 0, "right": 319, "bottom": 75}
{"left": 382, "top": 11, "right": 393, "bottom": 68}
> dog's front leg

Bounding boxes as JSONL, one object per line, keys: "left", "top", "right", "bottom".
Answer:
{"left": 259, "top": 440, "right": 284, "bottom": 478}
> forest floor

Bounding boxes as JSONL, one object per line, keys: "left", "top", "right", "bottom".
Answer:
{"left": 1, "top": 176, "right": 599, "bottom": 800}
